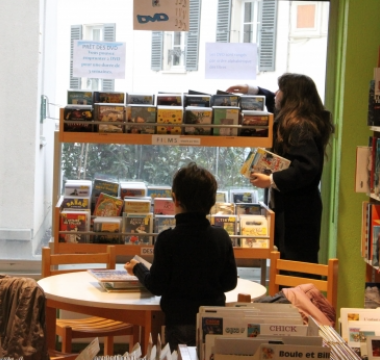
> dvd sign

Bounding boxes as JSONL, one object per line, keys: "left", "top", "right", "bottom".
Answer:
{"left": 137, "top": 13, "right": 169, "bottom": 24}
{"left": 133, "top": 0, "right": 189, "bottom": 31}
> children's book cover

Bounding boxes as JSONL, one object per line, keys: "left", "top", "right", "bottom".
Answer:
{"left": 156, "top": 106, "right": 183, "bottom": 134}
{"left": 124, "top": 198, "right": 152, "bottom": 214}
{"left": 127, "top": 94, "right": 155, "bottom": 105}
{"left": 183, "top": 107, "right": 212, "bottom": 135}
{"left": 154, "top": 197, "right": 175, "bottom": 215}
{"left": 183, "top": 94, "right": 211, "bottom": 108}
{"left": 61, "top": 197, "right": 90, "bottom": 211}
{"left": 59, "top": 210, "right": 90, "bottom": 243}
{"left": 123, "top": 213, "right": 153, "bottom": 245}
{"left": 156, "top": 94, "right": 182, "bottom": 106}
{"left": 212, "top": 107, "right": 239, "bottom": 136}
{"left": 235, "top": 203, "right": 262, "bottom": 216}
{"left": 211, "top": 95, "right": 240, "bottom": 107}
{"left": 94, "top": 104, "right": 124, "bottom": 133}
{"left": 240, "top": 111, "right": 270, "bottom": 137}
{"left": 209, "top": 215, "right": 237, "bottom": 245}
{"left": 239, "top": 215, "right": 269, "bottom": 248}
{"left": 210, "top": 203, "right": 235, "bottom": 215}
{"left": 154, "top": 214, "right": 175, "bottom": 234}
{"left": 239, "top": 95, "right": 265, "bottom": 111}
{"left": 93, "top": 192, "right": 123, "bottom": 217}
{"left": 91, "top": 179, "right": 120, "bottom": 209}
{"left": 93, "top": 91, "right": 125, "bottom": 104}
{"left": 63, "top": 105, "right": 93, "bottom": 132}
{"left": 370, "top": 204, "right": 380, "bottom": 263}
{"left": 147, "top": 186, "right": 172, "bottom": 199}
{"left": 126, "top": 105, "right": 156, "bottom": 134}
{"left": 93, "top": 217, "right": 123, "bottom": 244}
{"left": 120, "top": 181, "right": 147, "bottom": 199}
{"left": 67, "top": 90, "right": 93, "bottom": 105}
{"left": 230, "top": 190, "right": 258, "bottom": 204}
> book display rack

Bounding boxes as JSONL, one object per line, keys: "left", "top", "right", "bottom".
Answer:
{"left": 52, "top": 107, "right": 275, "bottom": 266}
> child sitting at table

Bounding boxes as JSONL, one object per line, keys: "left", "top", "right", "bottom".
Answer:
{"left": 125, "top": 162, "right": 238, "bottom": 351}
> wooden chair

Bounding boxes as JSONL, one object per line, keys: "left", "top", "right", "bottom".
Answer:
{"left": 41, "top": 246, "right": 135, "bottom": 355}
{"left": 268, "top": 251, "right": 339, "bottom": 310}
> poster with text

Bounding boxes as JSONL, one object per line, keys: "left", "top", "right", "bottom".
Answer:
{"left": 205, "top": 43, "right": 257, "bottom": 80}
{"left": 133, "top": 0, "right": 189, "bottom": 31}
{"left": 73, "top": 40, "right": 126, "bottom": 79}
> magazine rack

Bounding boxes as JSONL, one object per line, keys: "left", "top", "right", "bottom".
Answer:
{"left": 52, "top": 108, "right": 275, "bottom": 265}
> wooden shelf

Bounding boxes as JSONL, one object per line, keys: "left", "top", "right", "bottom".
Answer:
{"left": 59, "top": 108, "right": 273, "bottom": 148}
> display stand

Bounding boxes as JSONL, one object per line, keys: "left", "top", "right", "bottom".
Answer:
{"left": 52, "top": 108, "right": 275, "bottom": 285}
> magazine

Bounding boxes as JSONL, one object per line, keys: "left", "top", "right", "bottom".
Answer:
{"left": 240, "top": 148, "right": 291, "bottom": 179}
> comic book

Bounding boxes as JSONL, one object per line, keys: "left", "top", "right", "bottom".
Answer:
{"left": 123, "top": 212, "right": 153, "bottom": 245}
{"left": 93, "top": 193, "right": 123, "bottom": 217}
{"left": 59, "top": 210, "right": 90, "bottom": 243}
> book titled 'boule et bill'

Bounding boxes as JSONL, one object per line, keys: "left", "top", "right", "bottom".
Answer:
{"left": 240, "top": 148, "right": 291, "bottom": 179}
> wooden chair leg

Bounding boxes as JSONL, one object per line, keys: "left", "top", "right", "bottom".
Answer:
{"left": 104, "top": 336, "right": 114, "bottom": 355}
{"left": 61, "top": 327, "right": 73, "bottom": 354}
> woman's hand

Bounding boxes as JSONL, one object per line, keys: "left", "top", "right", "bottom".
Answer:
{"left": 124, "top": 259, "right": 140, "bottom": 275}
{"left": 250, "top": 172, "right": 271, "bottom": 188}
{"left": 226, "top": 84, "right": 249, "bottom": 94}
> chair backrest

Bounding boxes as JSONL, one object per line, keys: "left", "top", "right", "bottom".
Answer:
{"left": 41, "top": 246, "right": 116, "bottom": 278}
{"left": 268, "top": 251, "right": 339, "bottom": 310}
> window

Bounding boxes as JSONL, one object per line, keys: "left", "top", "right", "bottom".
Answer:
{"left": 290, "top": 1, "right": 328, "bottom": 38}
{"left": 151, "top": 0, "right": 201, "bottom": 71}
{"left": 217, "top": 0, "right": 278, "bottom": 72}
{"left": 70, "top": 23, "right": 116, "bottom": 91}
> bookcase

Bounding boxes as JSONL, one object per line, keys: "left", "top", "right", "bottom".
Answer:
{"left": 52, "top": 108, "right": 276, "bottom": 268}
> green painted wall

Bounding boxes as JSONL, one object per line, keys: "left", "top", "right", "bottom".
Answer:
{"left": 326, "top": 0, "right": 380, "bottom": 311}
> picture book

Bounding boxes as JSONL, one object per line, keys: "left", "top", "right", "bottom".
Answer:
{"left": 210, "top": 95, "right": 240, "bottom": 107}
{"left": 123, "top": 212, "right": 153, "bottom": 245}
{"left": 365, "top": 282, "right": 380, "bottom": 309}
{"left": 61, "top": 197, "right": 90, "bottom": 211}
{"left": 154, "top": 214, "right": 176, "bottom": 233}
{"left": 355, "top": 146, "right": 371, "bottom": 193}
{"left": 210, "top": 203, "right": 235, "bottom": 215}
{"left": 67, "top": 90, "right": 93, "bottom": 105}
{"left": 59, "top": 210, "right": 90, "bottom": 243}
{"left": 239, "top": 215, "right": 269, "bottom": 248}
{"left": 212, "top": 107, "right": 240, "bottom": 136}
{"left": 125, "top": 104, "right": 156, "bottom": 134}
{"left": 91, "top": 178, "right": 120, "bottom": 209}
{"left": 124, "top": 198, "right": 152, "bottom": 214}
{"left": 94, "top": 104, "right": 124, "bottom": 133}
{"left": 156, "top": 106, "right": 183, "bottom": 134}
{"left": 154, "top": 197, "right": 175, "bottom": 215}
{"left": 209, "top": 215, "right": 237, "bottom": 246}
{"left": 239, "top": 95, "right": 265, "bottom": 111}
{"left": 64, "top": 179, "right": 92, "bottom": 198}
{"left": 88, "top": 269, "right": 139, "bottom": 283}
{"left": 93, "top": 217, "right": 122, "bottom": 244}
{"left": 229, "top": 189, "right": 258, "bottom": 204}
{"left": 235, "top": 203, "right": 262, "bottom": 216}
{"left": 241, "top": 148, "right": 291, "bottom": 178}
{"left": 63, "top": 105, "right": 93, "bottom": 132}
{"left": 147, "top": 185, "right": 172, "bottom": 199}
{"left": 127, "top": 93, "right": 155, "bottom": 105}
{"left": 120, "top": 181, "right": 147, "bottom": 199}
{"left": 156, "top": 94, "right": 182, "bottom": 106}
{"left": 370, "top": 204, "right": 380, "bottom": 263}
{"left": 216, "top": 190, "right": 229, "bottom": 203}
{"left": 183, "top": 94, "right": 211, "bottom": 108}
{"left": 93, "top": 193, "right": 123, "bottom": 217}
{"left": 239, "top": 111, "right": 270, "bottom": 137}
{"left": 183, "top": 107, "right": 213, "bottom": 135}
{"left": 93, "top": 91, "right": 125, "bottom": 104}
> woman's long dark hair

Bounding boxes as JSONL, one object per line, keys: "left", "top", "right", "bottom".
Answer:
{"left": 275, "top": 73, "right": 333, "bottom": 156}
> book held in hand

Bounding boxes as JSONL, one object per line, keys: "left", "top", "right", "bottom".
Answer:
{"left": 240, "top": 148, "right": 291, "bottom": 179}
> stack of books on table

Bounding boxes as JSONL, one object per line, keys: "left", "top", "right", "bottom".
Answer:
{"left": 87, "top": 269, "right": 144, "bottom": 292}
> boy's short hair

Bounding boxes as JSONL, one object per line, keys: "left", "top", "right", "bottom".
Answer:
{"left": 172, "top": 162, "right": 217, "bottom": 214}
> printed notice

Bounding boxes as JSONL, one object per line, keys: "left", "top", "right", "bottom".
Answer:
{"left": 73, "top": 40, "right": 126, "bottom": 79}
{"left": 133, "top": 0, "right": 189, "bottom": 31}
{"left": 205, "top": 43, "right": 257, "bottom": 80}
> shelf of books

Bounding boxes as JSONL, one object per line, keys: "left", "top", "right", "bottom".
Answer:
{"left": 359, "top": 55, "right": 380, "bottom": 283}
{"left": 53, "top": 194, "right": 275, "bottom": 259}
{"left": 53, "top": 91, "right": 275, "bottom": 262}
{"left": 59, "top": 108, "right": 273, "bottom": 148}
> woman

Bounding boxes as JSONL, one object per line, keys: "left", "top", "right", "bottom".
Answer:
{"left": 227, "top": 74, "right": 333, "bottom": 263}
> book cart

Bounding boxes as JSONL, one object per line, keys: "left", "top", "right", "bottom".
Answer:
{"left": 52, "top": 108, "right": 275, "bottom": 284}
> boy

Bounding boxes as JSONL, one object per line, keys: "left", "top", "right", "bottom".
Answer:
{"left": 125, "top": 162, "right": 237, "bottom": 351}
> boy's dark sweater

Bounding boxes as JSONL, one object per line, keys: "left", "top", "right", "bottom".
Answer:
{"left": 133, "top": 212, "right": 238, "bottom": 326}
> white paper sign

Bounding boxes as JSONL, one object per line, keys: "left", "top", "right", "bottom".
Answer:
{"left": 73, "top": 40, "right": 126, "bottom": 79}
{"left": 205, "top": 43, "right": 257, "bottom": 80}
{"left": 133, "top": 0, "right": 189, "bottom": 31}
